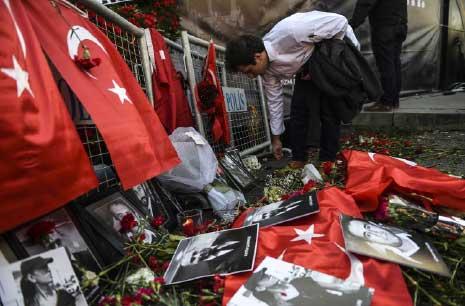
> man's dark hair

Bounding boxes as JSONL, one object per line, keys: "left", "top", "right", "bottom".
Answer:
{"left": 225, "top": 35, "right": 265, "bottom": 72}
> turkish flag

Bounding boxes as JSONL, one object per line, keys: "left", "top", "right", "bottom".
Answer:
{"left": 343, "top": 150, "right": 465, "bottom": 212}
{"left": 24, "top": 0, "right": 180, "bottom": 189}
{"left": 198, "top": 41, "right": 231, "bottom": 145}
{"left": 150, "top": 28, "right": 193, "bottom": 134}
{"left": 0, "top": 0, "right": 98, "bottom": 232}
{"left": 223, "top": 188, "right": 413, "bottom": 306}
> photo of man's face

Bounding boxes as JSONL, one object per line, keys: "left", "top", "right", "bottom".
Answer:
{"left": 133, "top": 184, "right": 149, "bottom": 205}
{"left": 348, "top": 220, "right": 402, "bottom": 247}
{"left": 108, "top": 201, "right": 140, "bottom": 233}
{"left": 255, "top": 273, "right": 280, "bottom": 291}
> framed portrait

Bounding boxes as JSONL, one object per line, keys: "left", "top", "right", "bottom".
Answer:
{"left": 124, "top": 181, "right": 173, "bottom": 222}
{"left": 0, "top": 247, "right": 88, "bottom": 306}
{"left": 84, "top": 192, "right": 158, "bottom": 245}
{"left": 6, "top": 208, "right": 101, "bottom": 274}
{"left": 220, "top": 153, "right": 255, "bottom": 191}
{"left": 340, "top": 214, "right": 450, "bottom": 277}
{"left": 148, "top": 179, "right": 184, "bottom": 231}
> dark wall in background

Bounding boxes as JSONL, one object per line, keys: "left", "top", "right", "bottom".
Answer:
{"left": 180, "top": 0, "right": 465, "bottom": 92}
{"left": 441, "top": 0, "right": 465, "bottom": 88}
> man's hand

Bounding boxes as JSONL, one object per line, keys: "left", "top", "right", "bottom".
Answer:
{"left": 272, "top": 135, "right": 283, "bottom": 160}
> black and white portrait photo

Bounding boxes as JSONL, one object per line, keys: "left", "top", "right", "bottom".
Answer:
{"left": 12, "top": 208, "right": 100, "bottom": 272}
{"left": 164, "top": 224, "right": 259, "bottom": 285}
{"left": 227, "top": 256, "right": 373, "bottom": 306}
{"left": 0, "top": 247, "right": 87, "bottom": 306}
{"left": 220, "top": 153, "right": 255, "bottom": 190}
{"left": 85, "top": 192, "right": 157, "bottom": 244}
{"left": 340, "top": 215, "right": 450, "bottom": 276}
{"left": 244, "top": 192, "right": 319, "bottom": 228}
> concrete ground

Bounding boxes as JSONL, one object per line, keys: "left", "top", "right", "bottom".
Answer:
{"left": 353, "top": 91, "right": 465, "bottom": 130}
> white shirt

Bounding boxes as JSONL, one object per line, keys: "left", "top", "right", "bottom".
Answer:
{"left": 262, "top": 11, "right": 360, "bottom": 135}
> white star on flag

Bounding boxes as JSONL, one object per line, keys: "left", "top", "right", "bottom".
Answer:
{"left": 277, "top": 248, "right": 287, "bottom": 260}
{"left": 108, "top": 79, "right": 132, "bottom": 104}
{"left": 1, "top": 55, "right": 34, "bottom": 98}
{"left": 291, "top": 224, "right": 324, "bottom": 245}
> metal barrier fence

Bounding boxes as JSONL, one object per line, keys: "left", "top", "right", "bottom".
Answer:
{"left": 70, "top": 0, "right": 271, "bottom": 193}
{"left": 179, "top": 33, "right": 272, "bottom": 156}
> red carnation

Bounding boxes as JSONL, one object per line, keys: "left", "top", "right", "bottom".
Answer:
{"left": 151, "top": 216, "right": 165, "bottom": 229}
{"left": 73, "top": 56, "right": 101, "bottom": 70}
{"left": 153, "top": 276, "right": 165, "bottom": 285}
{"left": 321, "top": 161, "right": 333, "bottom": 176}
{"left": 98, "top": 296, "right": 116, "bottom": 306}
{"left": 135, "top": 287, "right": 154, "bottom": 300}
{"left": 148, "top": 256, "right": 161, "bottom": 271}
{"left": 119, "top": 213, "right": 138, "bottom": 233}
{"left": 212, "top": 274, "right": 225, "bottom": 293}
{"left": 26, "top": 221, "right": 56, "bottom": 242}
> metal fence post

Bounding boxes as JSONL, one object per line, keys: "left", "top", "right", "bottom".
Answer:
{"left": 139, "top": 34, "right": 154, "bottom": 105}
{"left": 181, "top": 31, "right": 206, "bottom": 137}
{"left": 257, "top": 76, "right": 272, "bottom": 152}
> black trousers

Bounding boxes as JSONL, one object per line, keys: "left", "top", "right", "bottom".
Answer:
{"left": 371, "top": 24, "right": 408, "bottom": 107}
{"left": 290, "top": 77, "right": 341, "bottom": 162}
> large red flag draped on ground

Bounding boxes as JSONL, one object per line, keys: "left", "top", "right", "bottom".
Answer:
{"left": 150, "top": 28, "right": 193, "bottom": 134}
{"left": 24, "top": 0, "right": 180, "bottom": 189}
{"left": 343, "top": 150, "right": 465, "bottom": 212}
{"left": 223, "top": 187, "right": 412, "bottom": 306}
{"left": 197, "top": 41, "right": 231, "bottom": 145}
{"left": 0, "top": 0, "right": 98, "bottom": 232}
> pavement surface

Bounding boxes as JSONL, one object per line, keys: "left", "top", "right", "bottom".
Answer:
{"left": 353, "top": 91, "right": 465, "bottom": 130}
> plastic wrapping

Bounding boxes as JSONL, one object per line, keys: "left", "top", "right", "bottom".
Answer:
{"left": 158, "top": 127, "right": 217, "bottom": 193}
{"left": 205, "top": 180, "right": 246, "bottom": 222}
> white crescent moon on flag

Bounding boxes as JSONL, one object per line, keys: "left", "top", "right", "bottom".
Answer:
{"left": 368, "top": 152, "right": 417, "bottom": 166}
{"left": 3, "top": 0, "right": 26, "bottom": 57}
{"left": 334, "top": 243, "right": 365, "bottom": 286}
{"left": 67, "top": 25, "right": 107, "bottom": 79}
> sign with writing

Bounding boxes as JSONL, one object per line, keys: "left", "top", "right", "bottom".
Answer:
{"left": 222, "top": 87, "right": 248, "bottom": 113}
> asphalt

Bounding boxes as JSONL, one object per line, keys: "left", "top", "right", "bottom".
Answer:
{"left": 352, "top": 91, "right": 465, "bottom": 130}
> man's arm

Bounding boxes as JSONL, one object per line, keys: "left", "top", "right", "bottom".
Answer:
{"left": 293, "top": 11, "right": 349, "bottom": 44}
{"left": 349, "top": 0, "right": 379, "bottom": 30}
{"left": 262, "top": 76, "right": 284, "bottom": 160}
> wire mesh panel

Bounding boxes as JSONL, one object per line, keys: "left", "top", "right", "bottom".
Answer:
{"left": 186, "top": 37, "right": 270, "bottom": 155}
{"left": 67, "top": 1, "right": 151, "bottom": 193}
{"left": 80, "top": 8, "right": 148, "bottom": 94}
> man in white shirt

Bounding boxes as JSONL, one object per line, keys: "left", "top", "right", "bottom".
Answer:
{"left": 225, "top": 11, "right": 359, "bottom": 168}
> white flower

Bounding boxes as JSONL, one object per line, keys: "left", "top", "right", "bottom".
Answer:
{"left": 82, "top": 270, "right": 99, "bottom": 288}
{"left": 125, "top": 268, "right": 154, "bottom": 286}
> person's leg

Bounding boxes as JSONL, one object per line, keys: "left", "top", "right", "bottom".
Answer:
{"left": 368, "top": 27, "right": 397, "bottom": 110}
{"left": 306, "top": 97, "right": 321, "bottom": 162}
{"left": 393, "top": 40, "right": 402, "bottom": 108}
{"left": 394, "top": 24, "right": 408, "bottom": 108}
{"left": 290, "top": 78, "right": 312, "bottom": 164}
{"left": 319, "top": 90, "right": 341, "bottom": 162}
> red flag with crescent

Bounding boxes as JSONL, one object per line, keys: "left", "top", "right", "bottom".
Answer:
{"left": 24, "top": 0, "right": 180, "bottom": 189}
{"left": 197, "top": 41, "right": 231, "bottom": 145}
{"left": 223, "top": 188, "right": 413, "bottom": 306}
{"left": 0, "top": 0, "right": 98, "bottom": 232}
{"left": 343, "top": 150, "right": 465, "bottom": 212}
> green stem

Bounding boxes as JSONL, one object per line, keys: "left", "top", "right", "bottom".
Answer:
{"left": 403, "top": 272, "right": 442, "bottom": 305}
